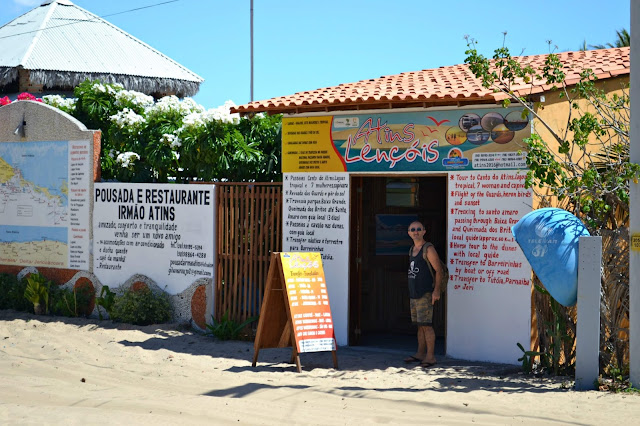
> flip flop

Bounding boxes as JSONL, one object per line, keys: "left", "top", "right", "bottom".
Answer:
{"left": 420, "top": 361, "right": 437, "bottom": 368}
{"left": 403, "top": 355, "right": 422, "bottom": 363}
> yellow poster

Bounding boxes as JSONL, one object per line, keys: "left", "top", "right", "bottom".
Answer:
{"left": 280, "top": 252, "right": 336, "bottom": 353}
{"left": 282, "top": 117, "right": 345, "bottom": 172}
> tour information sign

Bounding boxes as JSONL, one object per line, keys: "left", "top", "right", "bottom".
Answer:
{"left": 280, "top": 252, "right": 336, "bottom": 353}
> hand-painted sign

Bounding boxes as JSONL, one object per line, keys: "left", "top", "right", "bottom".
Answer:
{"left": 446, "top": 170, "right": 532, "bottom": 364}
{"left": 282, "top": 108, "right": 530, "bottom": 173}
{"left": 92, "top": 183, "right": 214, "bottom": 294}
{"left": 280, "top": 252, "right": 336, "bottom": 353}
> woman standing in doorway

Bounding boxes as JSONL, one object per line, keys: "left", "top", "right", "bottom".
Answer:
{"left": 405, "top": 220, "right": 443, "bottom": 368}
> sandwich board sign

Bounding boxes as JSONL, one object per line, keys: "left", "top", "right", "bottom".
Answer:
{"left": 252, "top": 252, "right": 338, "bottom": 372}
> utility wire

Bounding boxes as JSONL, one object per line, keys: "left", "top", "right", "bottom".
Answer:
{"left": 0, "top": 0, "right": 181, "bottom": 40}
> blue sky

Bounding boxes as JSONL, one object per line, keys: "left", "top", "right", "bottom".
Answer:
{"left": 1, "top": 0, "right": 631, "bottom": 109}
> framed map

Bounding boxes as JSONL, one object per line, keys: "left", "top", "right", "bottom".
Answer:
{"left": 0, "top": 140, "right": 90, "bottom": 269}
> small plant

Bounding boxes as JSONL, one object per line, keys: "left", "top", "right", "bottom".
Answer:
{"left": 49, "top": 285, "right": 93, "bottom": 317}
{"left": 110, "top": 287, "right": 172, "bottom": 325}
{"left": 542, "top": 295, "right": 575, "bottom": 375}
{"left": 24, "top": 273, "right": 50, "bottom": 315}
{"left": 0, "top": 273, "right": 30, "bottom": 311}
{"left": 596, "top": 368, "right": 640, "bottom": 393}
{"left": 517, "top": 342, "right": 547, "bottom": 374}
{"left": 95, "top": 285, "right": 116, "bottom": 320}
{"left": 609, "top": 366, "right": 625, "bottom": 383}
{"left": 50, "top": 286, "right": 75, "bottom": 316}
{"left": 205, "top": 312, "right": 258, "bottom": 341}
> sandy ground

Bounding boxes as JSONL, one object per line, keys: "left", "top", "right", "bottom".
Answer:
{"left": 1, "top": 310, "right": 638, "bottom": 425}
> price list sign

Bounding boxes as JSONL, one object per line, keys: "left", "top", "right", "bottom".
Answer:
{"left": 280, "top": 252, "right": 336, "bottom": 353}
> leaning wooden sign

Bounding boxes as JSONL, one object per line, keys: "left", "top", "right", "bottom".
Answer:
{"left": 252, "top": 252, "right": 338, "bottom": 372}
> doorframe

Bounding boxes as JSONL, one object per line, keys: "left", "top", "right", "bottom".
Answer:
{"left": 348, "top": 172, "right": 449, "bottom": 349}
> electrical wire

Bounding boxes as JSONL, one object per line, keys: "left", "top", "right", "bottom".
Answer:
{"left": 0, "top": 0, "right": 181, "bottom": 40}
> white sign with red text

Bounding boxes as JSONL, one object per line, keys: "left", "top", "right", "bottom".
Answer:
{"left": 446, "top": 170, "right": 532, "bottom": 364}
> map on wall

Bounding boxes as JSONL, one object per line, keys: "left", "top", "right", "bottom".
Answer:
{"left": 0, "top": 141, "right": 90, "bottom": 269}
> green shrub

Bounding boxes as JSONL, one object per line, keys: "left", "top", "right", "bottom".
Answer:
{"left": 24, "top": 273, "right": 50, "bottom": 315}
{"left": 0, "top": 274, "right": 30, "bottom": 311}
{"left": 205, "top": 312, "right": 258, "bottom": 341}
{"left": 49, "top": 285, "right": 93, "bottom": 317}
{"left": 110, "top": 287, "right": 172, "bottom": 325}
{"left": 95, "top": 285, "right": 116, "bottom": 320}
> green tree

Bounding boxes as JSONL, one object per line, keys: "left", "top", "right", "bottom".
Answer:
{"left": 590, "top": 28, "right": 630, "bottom": 49}
{"left": 464, "top": 36, "right": 638, "bottom": 374}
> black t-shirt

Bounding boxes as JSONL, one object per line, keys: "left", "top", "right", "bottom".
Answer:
{"left": 408, "top": 244, "right": 434, "bottom": 299}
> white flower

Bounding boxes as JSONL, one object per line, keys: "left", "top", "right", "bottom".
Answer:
{"left": 146, "top": 95, "right": 182, "bottom": 116}
{"left": 210, "top": 100, "right": 240, "bottom": 124}
{"left": 145, "top": 96, "right": 209, "bottom": 119}
{"left": 160, "top": 133, "right": 175, "bottom": 145}
{"left": 177, "top": 100, "right": 240, "bottom": 133}
{"left": 91, "top": 82, "right": 120, "bottom": 95}
{"left": 42, "top": 95, "right": 76, "bottom": 110}
{"left": 160, "top": 133, "right": 182, "bottom": 149}
{"left": 115, "top": 90, "right": 154, "bottom": 109}
{"left": 110, "top": 108, "right": 146, "bottom": 128}
{"left": 182, "top": 111, "right": 206, "bottom": 128}
{"left": 116, "top": 152, "right": 140, "bottom": 168}
{"left": 179, "top": 97, "right": 205, "bottom": 114}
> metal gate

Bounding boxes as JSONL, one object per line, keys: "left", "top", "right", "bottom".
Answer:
{"left": 215, "top": 183, "right": 282, "bottom": 322}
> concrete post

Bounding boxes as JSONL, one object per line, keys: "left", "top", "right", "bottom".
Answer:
{"left": 575, "top": 236, "right": 602, "bottom": 390}
{"left": 630, "top": 0, "right": 640, "bottom": 387}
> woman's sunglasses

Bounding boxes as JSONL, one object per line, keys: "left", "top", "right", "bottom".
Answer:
{"left": 409, "top": 227, "right": 423, "bottom": 232}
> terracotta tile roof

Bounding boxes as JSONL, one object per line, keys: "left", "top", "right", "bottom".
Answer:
{"left": 233, "top": 47, "right": 629, "bottom": 115}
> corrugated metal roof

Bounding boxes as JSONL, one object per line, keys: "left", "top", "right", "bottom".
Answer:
{"left": 0, "top": 0, "right": 203, "bottom": 95}
{"left": 232, "top": 47, "right": 630, "bottom": 115}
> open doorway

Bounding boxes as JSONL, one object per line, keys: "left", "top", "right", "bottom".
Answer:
{"left": 349, "top": 175, "right": 447, "bottom": 352}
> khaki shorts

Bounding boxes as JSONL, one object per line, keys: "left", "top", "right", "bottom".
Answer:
{"left": 410, "top": 292, "right": 433, "bottom": 326}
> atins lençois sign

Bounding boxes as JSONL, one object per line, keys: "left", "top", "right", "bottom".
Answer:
{"left": 282, "top": 107, "right": 530, "bottom": 173}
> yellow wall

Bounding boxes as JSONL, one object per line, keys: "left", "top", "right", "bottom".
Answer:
{"left": 533, "top": 76, "right": 629, "bottom": 165}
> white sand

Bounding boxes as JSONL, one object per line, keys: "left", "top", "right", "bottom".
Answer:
{"left": 1, "top": 310, "right": 638, "bottom": 425}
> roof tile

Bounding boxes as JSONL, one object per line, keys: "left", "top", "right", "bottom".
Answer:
{"left": 234, "top": 47, "right": 629, "bottom": 114}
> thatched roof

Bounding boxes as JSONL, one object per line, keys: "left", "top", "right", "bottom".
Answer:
{"left": 0, "top": 0, "right": 203, "bottom": 97}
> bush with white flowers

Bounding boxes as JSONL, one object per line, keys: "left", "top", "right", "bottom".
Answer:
{"left": 64, "top": 80, "right": 282, "bottom": 182}
{"left": 42, "top": 95, "right": 77, "bottom": 114}
{"left": 116, "top": 152, "right": 140, "bottom": 169}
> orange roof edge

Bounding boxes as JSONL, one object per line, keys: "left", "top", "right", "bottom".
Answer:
{"left": 233, "top": 47, "right": 629, "bottom": 115}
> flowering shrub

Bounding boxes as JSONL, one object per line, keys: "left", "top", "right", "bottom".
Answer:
{"left": 42, "top": 95, "right": 76, "bottom": 113}
{"left": 71, "top": 80, "right": 281, "bottom": 182}
{"left": 17, "top": 92, "right": 40, "bottom": 101}
{"left": 116, "top": 151, "right": 140, "bottom": 168}
{"left": 114, "top": 90, "right": 154, "bottom": 109}
{"left": 110, "top": 108, "right": 146, "bottom": 128}
{"left": 0, "top": 92, "right": 44, "bottom": 105}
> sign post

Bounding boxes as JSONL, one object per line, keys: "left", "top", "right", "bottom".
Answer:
{"left": 252, "top": 252, "right": 338, "bottom": 372}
